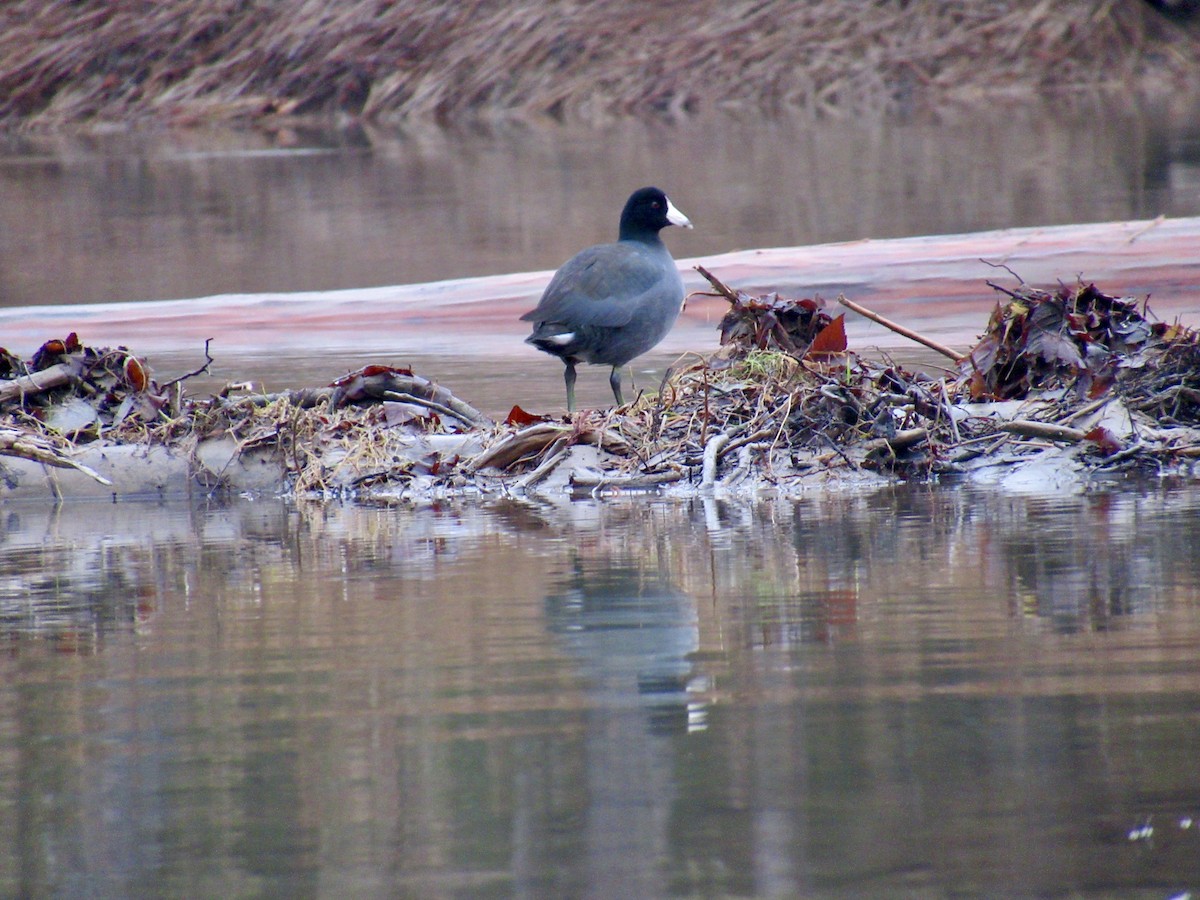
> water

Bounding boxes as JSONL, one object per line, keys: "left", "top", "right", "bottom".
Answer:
{"left": 2, "top": 486, "right": 1199, "bottom": 898}
{"left": 3, "top": 103, "right": 1200, "bottom": 897}
{"left": 3, "top": 98, "right": 1199, "bottom": 310}
{"left": 4, "top": 99, "right": 1200, "bottom": 413}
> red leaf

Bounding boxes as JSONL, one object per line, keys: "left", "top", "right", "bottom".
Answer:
{"left": 806, "top": 314, "right": 848, "bottom": 357}
{"left": 331, "top": 364, "right": 413, "bottom": 386}
{"left": 123, "top": 356, "right": 149, "bottom": 392}
{"left": 1084, "top": 426, "right": 1123, "bottom": 456}
{"left": 1086, "top": 371, "right": 1116, "bottom": 399}
{"left": 506, "top": 405, "right": 551, "bottom": 427}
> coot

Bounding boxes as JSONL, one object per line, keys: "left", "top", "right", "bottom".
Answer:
{"left": 521, "top": 186, "right": 692, "bottom": 412}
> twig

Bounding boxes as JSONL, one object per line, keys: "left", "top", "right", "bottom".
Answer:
{"left": 570, "top": 470, "right": 684, "bottom": 489}
{"left": 939, "top": 380, "right": 961, "bottom": 444}
{"left": 837, "top": 294, "right": 963, "bottom": 362}
{"left": 725, "top": 427, "right": 776, "bottom": 455}
{"left": 381, "top": 390, "right": 478, "bottom": 429}
{"left": 1095, "top": 439, "right": 1143, "bottom": 466}
{"left": 997, "top": 420, "right": 1087, "bottom": 443}
{"left": 984, "top": 280, "right": 1024, "bottom": 302}
{"left": 161, "top": 338, "right": 215, "bottom": 389}
{"left": 0, "top": 429, "right": 112, "bottom": 485}
{"left": 0, "top": 362, "right": 74, "bottom": 404}
{"left": 1126, "top": 214, "right": 1165, "bottom": 244}
{"left": 700, "top": 431, "right": 731, "bottom": 487}
{"left": 861, "top": 427, "right": 928, "bottom": 456}
{"left": 980, "top": 258, "right": 1025, "bottom": 284}
{"left": 694, "top": 265, "right": 740, "bottom": 303}
{"left": 1057, "top": 396, "right": 1109, "bottom": 426}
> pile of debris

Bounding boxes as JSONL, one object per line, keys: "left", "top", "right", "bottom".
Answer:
{"left": 1, "top": 273, "right": 1198, "bottom": 500}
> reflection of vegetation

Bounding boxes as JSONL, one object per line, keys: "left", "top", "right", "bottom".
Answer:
{"left": 0, "top": 535, "right": 158, "bottom": 652}
{"left": 4, "top": 490, "right": 1200, "bottom": 896}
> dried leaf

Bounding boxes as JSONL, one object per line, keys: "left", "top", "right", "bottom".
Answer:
{"left": 123, "top": 355, "right": 149, "bottom": 392}
{"left": 1084, "top": 426, "right": 1123, "bottom": 456}
{"left": 1026, "top": 329, "right": 1084, "bottom": 369}
{"left": 806, "top": 314, "right": 848, "bottom": 357}
{"left": 506, "top": 405, "right": 550, "bottom": 427}
{"left": 331, "top": 364, "right": 413, "bottom": 387}
{"left": 44, "top": 397, "right": 99, "bottom": 436}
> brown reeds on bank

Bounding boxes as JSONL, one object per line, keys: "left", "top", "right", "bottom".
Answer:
{"left": 2, "top": 1, "right": 1198, "bottom": 127}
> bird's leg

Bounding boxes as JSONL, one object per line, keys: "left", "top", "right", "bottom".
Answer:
{"left": 609, "top": 367, "right": 624, "bottom": 407}
{"left": 564, "top": 361, "right": 578, "bottom": 413}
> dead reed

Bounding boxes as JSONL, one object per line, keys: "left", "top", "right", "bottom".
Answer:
{"left": 2, "top": 0, "right": 1197, "bottom": 127}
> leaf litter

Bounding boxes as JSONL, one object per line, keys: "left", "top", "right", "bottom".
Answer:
{"left": 2, "top": 272, "right": 1199, "bottom": 500}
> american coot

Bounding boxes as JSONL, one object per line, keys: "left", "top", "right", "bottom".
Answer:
{"left": 521, "top": 186, "right": 692, "bottom": 412}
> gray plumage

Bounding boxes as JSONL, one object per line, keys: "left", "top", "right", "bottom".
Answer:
{"left": 521, "top": 186, "right": 692, "bottom": 412}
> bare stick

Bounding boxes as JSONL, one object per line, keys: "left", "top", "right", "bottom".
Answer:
{"left": 161, "top": 338, "right": 215, "bottom": 389}
{"left": 862, "top": 427, "right": 928, "bottom": 457}
{"left": 985, "top": 280, "right": 1024, "bottom": 302}
{"left": 0, "top": 363, "right": 73, "bottom": 404}
{"left": 997, "top": 420, "right": 1087, "bottom": 443}
{"left": 836, "top": 295, "right": 963, "bottom": 362}
{"left": 570, "top": 470, "right": 684, "bottom": 489}
{"left": 694, "top": 265, "right": 740, "bottom": 303}
{"left": 1126, "top": 214, "right": 1165, "bottom": 244}
{"left": 700, "top": 431, "right": 731, "bottom": 488}
{"left": 0, "top": 429, "right": 112, "bottom": 485}
{"left": 981, "top": 258, "right": 1025, "bottom": 284}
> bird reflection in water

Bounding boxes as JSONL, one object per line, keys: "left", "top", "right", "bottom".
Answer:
{"left": 544, "top": 559, "right": 708, "bottom": 734}
{"left": 541, "top": 558, "right": 709, "bottom": 897}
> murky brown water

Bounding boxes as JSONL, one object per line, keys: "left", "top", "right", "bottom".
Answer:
{"left": 1, "top": 487, "right": 1199, "bottom": 898}
{"left": 4, "top": 99, "right": 1200, "bottom": 414}
{"left": 3, "top": 98, "right": 1199, "bottom": 310}
{"left": 3, "top": 104, "right": 1200, "bottom": 897}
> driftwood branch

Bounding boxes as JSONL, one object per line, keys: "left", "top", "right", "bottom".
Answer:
{"left": 225, "top": 369, "right": 493, "bottom": 430}
{"left": 837, "top": 295, "right": 964, "bottom": 362}
{"left": 570, "top": 470, "right": 684, "bottom": 489}
{"left": 333, "top": 371, "right": 492, "bottom": 428}
{"left": 513, "top": 436, "right": 571, "bottom": 489}
{"left": 469, "top": 423, "right": 569, "bottom": 471}
{"left": 0, "top": 363, "right": 74, "bottom": 404}
{"left": 0, "top": 428, "right": 112, "bottom": 485}
{"left": 997, "top": 420, "right": 1087, "bottom": 443}
{"left": 862, "top": 427, "right": 929, "bottom": 458}
{"left": 701, "top": 432, "right": 732, "bottom": 487}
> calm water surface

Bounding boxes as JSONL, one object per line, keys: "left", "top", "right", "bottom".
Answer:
{"left": 2, "top": 485, "right": 1199, "bottom": 898}
{"left": 3, "top": 100, "right": 1200, "bottom": 898}
{"left": 3, "top": 98, "right": 1200, "bottom": 311}
{"left": 4, "top": 99, "right": 1200, "bottom": 412}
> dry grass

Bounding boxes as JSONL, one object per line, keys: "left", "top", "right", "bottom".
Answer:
{"left": 2, "top": 0, "right": 1198, "bottom": 127}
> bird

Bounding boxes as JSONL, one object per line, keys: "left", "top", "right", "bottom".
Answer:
{"left": 521, "top": 186, "right": 692, "bottom": 412}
